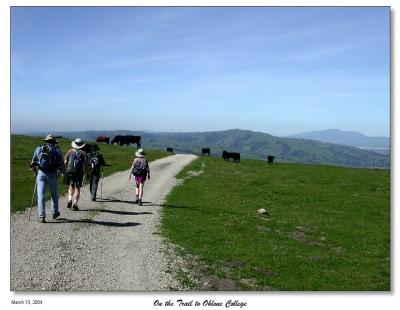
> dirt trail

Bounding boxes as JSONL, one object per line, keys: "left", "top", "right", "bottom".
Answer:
{"left": 11, "top": 154, "right": 197, "bottom": 291}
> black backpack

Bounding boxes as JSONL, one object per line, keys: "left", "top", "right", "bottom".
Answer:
{"left": 89, "top": 153, "right": 101, "bottom": 175}
{"left": 37, "top": 144, "right": 59, "bottom": 172}
{"left": 131, "top": 159, "right": 147, "bottom": 177}
{"left": 67, "top": 150, "right": 84, "bottom": 175}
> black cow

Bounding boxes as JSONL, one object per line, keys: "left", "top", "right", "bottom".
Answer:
{"left": 267, "top": 155, "right": 275, "bottom": 164}
{"left": 222, "top": 150, "right": 240, "bottom": 163}
{"left": 96, "top": 135, "right": 110, "bottom": 144}
{"left": 167, "top": 147, "right": 174, "bottom": 154}
{"left": 111, "top": 135, "right": 141, "bottom": 148}
{"left": 202, "top": 148, "right": 211, "bottom": 156}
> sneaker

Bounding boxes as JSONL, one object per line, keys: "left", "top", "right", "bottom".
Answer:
{"left": 67, "top": 201, "right": 72, "bottom": 209}
{"left": 135, "top": 199, "right": 139, "bottom": 204}
{"left": 39, "top": 217, "right": 46, "bottom": 223}
{"left": 72, "top": 204, "right": 79, "bottom": 211}
{"left": 52, "top": 211, "right": 61, "bottom": 219}
{"left": 139, "top": 200, "right": 142, "bottom": 206}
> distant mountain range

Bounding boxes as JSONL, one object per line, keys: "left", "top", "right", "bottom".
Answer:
{"left": 21, "top": 128, "right": 390, "bottom": 169}
{"left": 287, "top": 129, "right": 390, "bottom": 153}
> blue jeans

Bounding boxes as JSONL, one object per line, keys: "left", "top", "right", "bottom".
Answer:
{"left": 36, "top": 170, "right": 59, "bottom": 218}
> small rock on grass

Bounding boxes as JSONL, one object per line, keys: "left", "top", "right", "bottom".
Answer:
{"left": 257, "top": 208, "right": 269, "bottom": 215}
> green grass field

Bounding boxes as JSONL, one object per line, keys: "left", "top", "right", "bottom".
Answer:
{"left": 11, "top": 135, "right": 169, "bottom": 213}
{"left": 162, "top": 157, "right": 390, "bottom": 291}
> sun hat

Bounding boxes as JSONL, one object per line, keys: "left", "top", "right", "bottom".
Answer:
{"left": 135, "top": 148, "right": 145, "bottom": 158}
{"left": 71, "top": 138, "right": 86, "bottom": 149}
{"left": 43, "top": 134, "right": 57, "bottom": 143}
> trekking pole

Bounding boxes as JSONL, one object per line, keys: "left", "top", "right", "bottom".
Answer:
{"left": 28, "top": 181, "right": 37, "bottom": 221}
{"left": 100, "top": 168, "right": 104, "bottom": 200}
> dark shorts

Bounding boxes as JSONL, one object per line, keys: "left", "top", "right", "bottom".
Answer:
{"left": 135, "top": 175, "right": 147, "bottom": 186}
{"left": 67, "top": 173, "right": 84, "bottom": 188}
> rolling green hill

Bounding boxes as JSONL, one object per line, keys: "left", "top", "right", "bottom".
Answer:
{"left": 287, "top": 129, "right": 390, "bottom": 149}
{"left": 25, "top": 129, "right": 390, "bottom": 169}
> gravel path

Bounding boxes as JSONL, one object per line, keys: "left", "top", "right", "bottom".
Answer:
{"left": 11, "top": 154, "right": 197, "bottom": 291}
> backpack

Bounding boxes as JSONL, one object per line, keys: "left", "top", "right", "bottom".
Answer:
{"left": 131, "top": 158, "right": 147, "bottom": 177}
{"left": 37, "top": 144, "right": 59, "bottom": 172}
{"left": 67, "top": 150, "right": 84, "bottom": 175}
{"left": 88, "top": 153, "right": 101, "bottom": 175}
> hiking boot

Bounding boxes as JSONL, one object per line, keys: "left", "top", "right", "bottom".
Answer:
{"left": 52, "top": 211, "right": 61, "bottom": 219}
{"left": 139, "top": 200, "right": 142, "bottom": 206}
{"left": 72, "top": 204, "right": 79, "bottom": 211}
{"left": 39, "top": 217, "right": 46, "bottom": 223}
{"left": 67, "top": 201, "right": 72, "bottom": 209}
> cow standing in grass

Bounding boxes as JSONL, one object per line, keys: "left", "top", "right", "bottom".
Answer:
{"left": 111, "top": 135, "right": 141, "bottom": 148}
{"left": 96, "top": 136, "right": 110, "bottom": 144}
{"left": 222, "top": 150, "right": 240, "bottom": 163}
{"left": 267, "top": 155, "right": 275, "bottom": 164}
{"left": 202, "top": 148, "right": 210, "bottom": 156}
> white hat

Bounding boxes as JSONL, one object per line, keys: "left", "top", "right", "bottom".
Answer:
{"left": 135, "top": 148, "right": 145, "bottom": 157}
{"left": 71, "top": 138, "right": 86, "bottom": 149}
{"left": 43, "top": 134, "right": 57, "bottom": 143}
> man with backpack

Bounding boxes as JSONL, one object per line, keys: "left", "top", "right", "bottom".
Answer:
{"left": 64, "top": 138, "right": 89, "bottom": 211}
{"left": 30, "top": 134, "right": 66, "bottom": 223}
{"left": 87, "top": 143, "right": 106, "bottom": 201}
{"left": 128, "top": 149, "right": 150, "bottom": 206}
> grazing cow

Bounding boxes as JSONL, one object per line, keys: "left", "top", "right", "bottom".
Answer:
{"left": 222, "top": 150, "right": 240, "bottom": 163}
{"left": 267, "top": 155, "right": 275, "bottom": 164}
{"left": 167, "top": 147, "right": 174, "bottom": 154}
{"left": 202, "top": 148, "right": 211, "bottom": 156}
{"left": 111, "top": 135, "right": 141, "bottom": 148}
{"left": 96, "top": 135, "right": 110, "bottom": 144}
{"left": 125, "top": 135, "right": 141, "bottom": 148}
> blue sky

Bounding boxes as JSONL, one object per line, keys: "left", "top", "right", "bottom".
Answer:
{"left": 11, "top": 7, "right": 390, "bottom": 136}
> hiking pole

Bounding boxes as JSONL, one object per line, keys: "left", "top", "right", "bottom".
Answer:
{"left": 82, "top": 175, "right": 86, "bottom": 191}
{"left": 100, "top": 168, "right": 104, "bottom": 200}
{"left": 28, "top": 181, "right": 37, "bottom": 221}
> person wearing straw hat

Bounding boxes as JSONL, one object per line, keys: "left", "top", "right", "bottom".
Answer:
{"left": 129, "top": 148, "right": 150, "bottom": 205}
{"left": 30, "top": 134, "right": 66, "bottom": 223}
{"left": 64, "top": 138, "right": 89, "bottom": 211}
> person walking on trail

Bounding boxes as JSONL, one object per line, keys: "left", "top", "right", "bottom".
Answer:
{"left": 129, "top": 148, "right": 150, "bottom": 205}
{"left": 64, "top": 138, "right": 89, "bottom": 211}
{"left": 87, "top": 143, "right": 106, "bottom": 201}
{"left": 30, "top": 134, "right": 66, "bottom": 223}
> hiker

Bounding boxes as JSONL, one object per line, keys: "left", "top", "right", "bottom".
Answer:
{"left": 87, "top": 143, "right": 106, "bottom": 201}
{"left": 30, "top": 134, "right": 66, "bottom": 223}
{"left": 64, "top": 138, "right": 89, "bottom": 211}
{"left": 128, "top": 148, "right": 150, "bottom": 205}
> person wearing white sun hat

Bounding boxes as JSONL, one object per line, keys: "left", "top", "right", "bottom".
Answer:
{"left": 129, "top": 148, "right": 150, "bottom": 205}
{"left": 64, "top": 138, "right": 89, "bottom": 211}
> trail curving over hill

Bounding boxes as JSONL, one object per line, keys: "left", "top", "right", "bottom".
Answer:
{"left": 11, "top": 154, "right": 197, "bottom": 291}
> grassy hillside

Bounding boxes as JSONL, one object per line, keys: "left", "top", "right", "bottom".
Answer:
{"left": 140, "top": 129, "right": 389, "bottom": 168}
{"left": 28, "top": 129, "right": 390, "bottom": 168}
{"left": 162, "top": 157, "right": 390, "bottom": 290}
{"left": 11, "top": 135, "right": 169, "bottom": 213}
